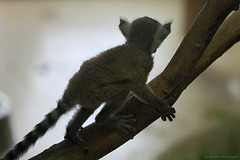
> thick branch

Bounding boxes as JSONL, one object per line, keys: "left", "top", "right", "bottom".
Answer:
{"left": 30, "top": 1, "right": 240, "bottom": 160}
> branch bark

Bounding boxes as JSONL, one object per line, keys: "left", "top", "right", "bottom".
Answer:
{"left": 30, "top": 1, "right": 240, "bottom": 160}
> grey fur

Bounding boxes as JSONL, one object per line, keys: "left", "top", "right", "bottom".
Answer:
{"left": 1, "top": 16, "right": 175, "bottom": 160}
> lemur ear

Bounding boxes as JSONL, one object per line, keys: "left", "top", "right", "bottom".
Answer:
{"left": 157, "top": 21, "right": 172, "bottom": 40}
{"left": 150, "top": 21, "right": 172, "bottom": 53}
{"left": 119, "top": 17, "right": 131, "bottom": 39}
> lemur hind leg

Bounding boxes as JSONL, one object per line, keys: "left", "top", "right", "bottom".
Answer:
{"left": 95, "top": 91, "right": 137, "bottom": 133}
{"left": 65, "top": 107, "right": 94, "bottom": 154}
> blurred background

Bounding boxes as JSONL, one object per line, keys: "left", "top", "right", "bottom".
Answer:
{"left": 0, "top": 0, "right": 240, "bottom": 160}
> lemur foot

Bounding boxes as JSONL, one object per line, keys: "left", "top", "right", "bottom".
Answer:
{"left": 114, "top": 114, "right": 137, "bottom": 133}
{"left": 65, "top": 129, "right": 89, "bottom": 154}
{"left": 98, "top": 114, "right": 137, "bottom": 133}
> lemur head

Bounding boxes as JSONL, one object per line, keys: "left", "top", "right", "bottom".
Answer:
{"left": 119, "top": 16, "right": 171, "bottom": 53}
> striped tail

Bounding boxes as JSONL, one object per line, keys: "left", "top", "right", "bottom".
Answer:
{"left": 1, "top": 100, "right": 71, "bottom": 160}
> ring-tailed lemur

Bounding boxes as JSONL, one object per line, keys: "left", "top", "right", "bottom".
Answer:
{"left": 1, "top": 16, "right": 175, "bottom": 160}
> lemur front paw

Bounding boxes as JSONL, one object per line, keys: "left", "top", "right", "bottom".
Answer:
{"left": 160, "top": 106, "right": 176, "bottom": 121}
{"left": 154, "top": 97, "right": 176, "bottom": 121}
{"left": 160, "top": 96, "right": 176, "bottom": 121}
{"left": 65, "top": 129, "right": 89, "bottom": 154}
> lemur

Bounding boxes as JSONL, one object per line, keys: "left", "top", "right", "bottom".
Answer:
{"left": 1, "top": 16, "right": 175, "bottom": 160}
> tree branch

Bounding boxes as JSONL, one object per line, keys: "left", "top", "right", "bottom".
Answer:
{"left": 30, "top": 1, "right": 240, "bottom": 160}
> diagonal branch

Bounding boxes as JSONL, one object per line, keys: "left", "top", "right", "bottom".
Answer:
{"left": 166, "top": 4, "right": 240, "bottom": 102}
{"left": 30, "top": 1, "right": 240, "bottom": 160}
